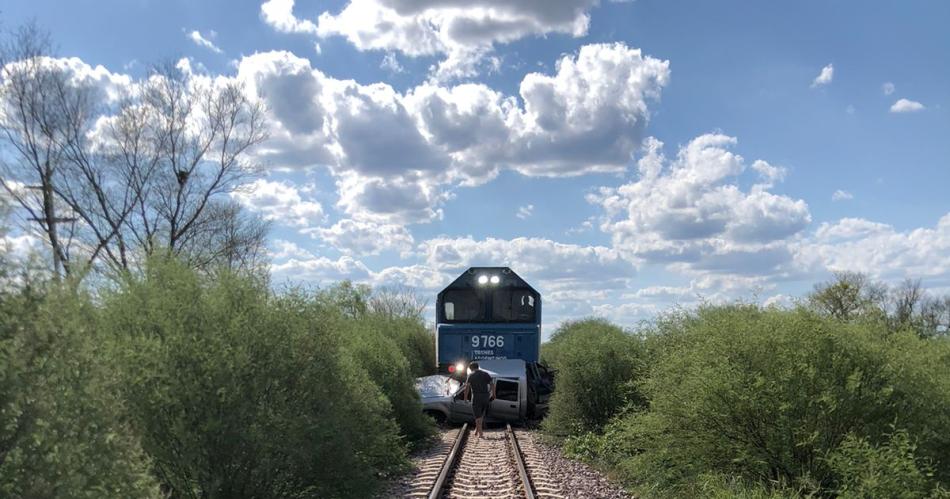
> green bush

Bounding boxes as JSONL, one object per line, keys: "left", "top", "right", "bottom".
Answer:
{"left": 541, "top": 318, "right": 646, "bottom": 436}
{"left": 687, "top": 473, "right": 803, "bottom": 499}
{"left": 828, "top": 430, "right": 947, "bottom": 499}
{"left": 312, "top": 283, "right": 435, "bottom": 447}
{"left": 374, "top": 315, "right": 436, "bottom": 378}
{"left": 100, "top": 260, "right": 409, "bottom": 499}
{"left": 0, "top": 283, "right": 160, "bottom": 498}
{"left": 316, "top": 282, "right": 435, "bottom": 378}
{"left": 620, "top": 305, "right": 950, "bottom": 495}
{"left": 338, "top": 313, "right": 435, "bottom": 448}
{"left": 562, "top": 432, "right": 610, "bottom": 462}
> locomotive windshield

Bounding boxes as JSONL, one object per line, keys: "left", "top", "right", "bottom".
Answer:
{"left": 443, "top": 289, "right": 483, "bottom": 321}
{"left": 491, "top": 288, "right": 536, "bottom": 322}
{"left": 442, "top": 287, "right": 537, "bottom": 323}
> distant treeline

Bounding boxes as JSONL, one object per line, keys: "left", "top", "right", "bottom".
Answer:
{"left": 541, "top": 272, "right": 950, "bottom": 498}
{"left": 0, "top": 256, "right": 436, "bottom": 498}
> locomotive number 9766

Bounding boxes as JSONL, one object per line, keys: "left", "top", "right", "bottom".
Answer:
{"left": 471, "top": 335, "right": 505, "bottom": 348}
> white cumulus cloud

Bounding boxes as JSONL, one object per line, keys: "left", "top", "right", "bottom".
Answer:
{"left": 794, "top": 214, "right": 950, "bottom": 282}
{"left": 269, "top": 239, "right": 315, "bottom": 260}
{"left": 516, "top": 204, "right": 534, "bottom": 219}
{"left": 1, "top": 232, "right": 43, "bottom": 263}
{"left": 380, "top": 52, "right": 405, "bottom": 73}
{"left": 832, "top": 189, "right": 854, "bottom": 201}
{"left": 187, "top": 29, "right": 223, "bottom": 54}
{"left": 230, "top": 179, "right": 326, "bottom": 227}
{"left": 271, "top": 254, "right": 373, "bottom": 282}
{"left": 811, "top": 63, "right": 833, "bottom": 88}
{"left": 1, "top": 56, "right": 133, "bottom": 105}
{"left": 234, "top": 43, "right": 668, "bottom": 224}
{"left": 890, "top": 98, "right": 925, "bottom": 113}
{"left": 419, "top": 236, "right": 636, "bottom": 287}
{"left": 260, "top": 0, "right": 319, "bottom": 34}
{"left": 305, "top": 218, "right": 415, "bottom": 256}
{"left": 591, "top": 134, "right": 810, "bottom": 274}
{"left": 262, "top": 0, "right": 603, "bottom": 80}
{"left": 372, "top": 264, "right": 448, "bottom": 289}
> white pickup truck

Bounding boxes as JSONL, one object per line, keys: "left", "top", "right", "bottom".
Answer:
{"left": 416, "top": 359, "right": 553, "bottom": 424}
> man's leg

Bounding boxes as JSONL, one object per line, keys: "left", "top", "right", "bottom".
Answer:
{"left": 475, "top": 415, "right": 483, "bottom": 438}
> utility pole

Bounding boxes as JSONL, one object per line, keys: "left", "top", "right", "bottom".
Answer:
{"left": 23, "top": 184, "right": 76, "bottom": 278}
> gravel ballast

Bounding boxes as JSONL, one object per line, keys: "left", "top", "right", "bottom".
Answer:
{"left": 382, "top": 426, "right": 634, "bottom": 498}
{"left": 518, "top": 431, "right": 634, "bottom": 499}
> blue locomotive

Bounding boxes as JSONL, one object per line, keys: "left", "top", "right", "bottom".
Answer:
{"left": 436, "top": 267, "right": 541, "bottom": 374}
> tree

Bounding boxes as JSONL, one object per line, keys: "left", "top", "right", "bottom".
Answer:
{"left": 369, "top": 284, "right": 429, "bottom": 322}
{"left": 890, "top": 279, "right": 950, "bottom": 338}
{"left": 891, "top": 279, "right": 923, "bottom": 327}
{"left": 317, "top": 281, "right": 372, "bottom": 319}
{"left": 808, "top": 271, "right": 886, "bottom": 321}
{"left": 1, "top": 23, "right": 270, "bottom": 277}
{"left": 120, "top": 63, "right": 268, "bottom": 267}
{"left": 0, "top": 23, "right": 79, "bottom": 277}
{"left": 177, "top": 199, "right": 271, "bottom": 274}
{"left": 919, "top": 295, "right": 950, "bottom": 338}
{"left": 890, "top": 278, "right": 923, "bottom": 333}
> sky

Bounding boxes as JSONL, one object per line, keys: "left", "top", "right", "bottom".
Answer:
{"left": 3, "top": 0, "right": 949, "bottom": 336}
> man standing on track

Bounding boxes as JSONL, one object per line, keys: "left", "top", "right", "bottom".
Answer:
{"left": 463, "top": 362, "right": 495, "bottom": 439}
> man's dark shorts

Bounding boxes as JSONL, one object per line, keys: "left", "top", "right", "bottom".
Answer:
{"left": 472, "top": 393, "right": 490, "bottom": 419}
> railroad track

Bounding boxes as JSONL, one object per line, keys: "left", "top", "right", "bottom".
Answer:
{"left": 402, "top": 423, "right": 564, "bottom": 499}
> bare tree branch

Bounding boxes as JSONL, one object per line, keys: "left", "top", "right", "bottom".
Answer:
{"left": 1, "top": 23, "right": 270, "bottom": 279}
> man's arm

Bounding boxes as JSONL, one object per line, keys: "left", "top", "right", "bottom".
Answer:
{"left": 490, "top": 380, "right": 496, "bottom": 401}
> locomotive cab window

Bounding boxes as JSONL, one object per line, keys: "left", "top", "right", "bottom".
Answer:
{"left": 442, "top": 289, "right": 483, "bottom": 322}
{"left": 491, "top": 288, "right": 537, "bottom": 322}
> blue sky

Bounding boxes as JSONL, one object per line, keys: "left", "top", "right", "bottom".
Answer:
{"left": 4, "top": 0, "right": 949, "bottom": 334}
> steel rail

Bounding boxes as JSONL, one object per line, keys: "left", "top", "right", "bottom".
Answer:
{"left": 507, "top": 423, "right": 536, "bottom": 499}
{"left": 427, "top": 422, "right": 468, "bottom": 499}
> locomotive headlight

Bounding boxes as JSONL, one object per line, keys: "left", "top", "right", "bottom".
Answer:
{"left": 477, "top": 275, "right": 488, "bottom": 285}
{"left": 490, "top": 275, "right": 500, "bottom": 285}
{"left": 455, "top": 362, "right": 466, "bottom": 373}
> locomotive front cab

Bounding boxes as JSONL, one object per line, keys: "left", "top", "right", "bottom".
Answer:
{"left": 436, "top": 267, "right": 541, "bottom": 376}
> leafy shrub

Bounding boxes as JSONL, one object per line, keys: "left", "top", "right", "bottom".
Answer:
{"left": 101, "top": 260, "right": 409, "bottom": 499}
{"left": 828, "top": 430, "right": 946, "bottom": 499}
{"left": 0, "top": 283, "right": 160, "bottom": 498}
{"left": 313, "top": 283, "right": 436, "bottom": 447}
{"left": 338, "top": 313, "right": 435, "bottom": 448}
{"left": 621, "top": 305, "right": 950, "bottom": 495}
{"left": 373, "top": 314, "right": 436, "bottom": 378}
{"left": 562, "top": 432, "right": 610, "bottom": 462}
{"left": 319, "top": 283, "right": 435, "bottom": 377}
{"left": 541, "top": 318, "right": 646, "bottom": 436}
{"left": 687, "top": 473, "right": 802, "bottom": 499}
